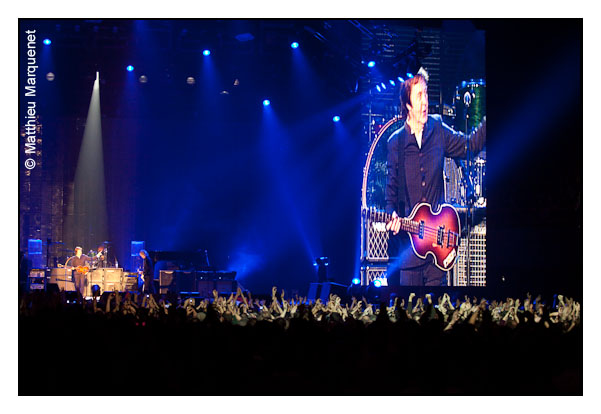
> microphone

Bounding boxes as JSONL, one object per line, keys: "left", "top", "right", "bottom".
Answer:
{"left": 463, "top": 91, "right": 472, "bottom": 107}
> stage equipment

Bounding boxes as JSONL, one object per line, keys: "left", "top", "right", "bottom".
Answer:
{"left": 196, "top": 279, "right": 214, "bottom": 297}
{"left": 28, "top": 269, "right": 46, "bottom": 291}
{"left": 86, "top": 268, "right": 104, "bottom": 296}
{"left": 160, "top": 270, "right": 237, "bottom": 295}
{"left": 151, "top": 250, "right": 212, "bottom": 270}
{"left": 307, "top": 282, "right": 348, "bottom": 303}
{"left": 452, "top": 218, "right": 486, "bottom": 286}
{"left": 444, "top": 158, "right": 465, "bottom": 205}
{"left": 28, "top": 239, "right": 44, "bottom": 269}
{"left": 473, "top": 158, "right": 487, "bottom": 207}
{"left": 443, "top": 157, "right": 487, "bottom": 208}
{"left": 81, "top": 268, "right": 124, "bottom": 297}
{"left": 177, "top": 270, "right": 196, "bottom": 293}
{"left": 454, "top": 79, "right": 486, "bottom": 134}
{"left": 197, "top": 271, "right": 237, "bottom": 296}
{"left": 123, "top": 272, "right": 139, "bottom": 292}
{"left": 103, "top": 268, "right": 124, "bottom": 292}
{"left": 49, "top": 267, "right": 75, "bottom": 291}
{"left": 315, "top": 257, "right": 329, "bottom": 283}
{"left": 159, "top": 270, "right": 180, "bottom": 294}
{"left": 214, "top": 280, "right": 237, "bottom": 295}
{"left": 456, "top": 79, "right": 486, "bottom": 286}
{"left": 360, "top": 265, "right": 388, "bottom": 286}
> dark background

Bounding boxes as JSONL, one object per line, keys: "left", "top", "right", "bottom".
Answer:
{"left": 486, "top": 19, "right": 582, "bottom": 300}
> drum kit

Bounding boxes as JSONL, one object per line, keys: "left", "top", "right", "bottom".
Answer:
{"left": 47, "top": 240, "right": 115, "bottom": 269}
{"left": 443, "top": 78, "right": 486, "bottom": 209}
{"left": 443, "top": 79, "right": 487, "bottom": 287}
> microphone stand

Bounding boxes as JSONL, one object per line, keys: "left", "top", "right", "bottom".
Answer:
{"left": 46, "top": 238, "right": 51, "bottom": 269}
{"left": 463, "top": 91, "right": 472, "bottom": 287}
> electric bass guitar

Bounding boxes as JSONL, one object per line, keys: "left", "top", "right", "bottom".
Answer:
{"left": 369, "top": 202, "right": 461, "bottom": 271}
{"left": 57, "top": 264, "right": 90, "bottom": 274}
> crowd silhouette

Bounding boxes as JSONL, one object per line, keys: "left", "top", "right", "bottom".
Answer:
{"left": 18, "top": 287, "right": 582, "bottom": 395}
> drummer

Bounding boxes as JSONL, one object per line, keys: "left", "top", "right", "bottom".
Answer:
{"left": 90, "top": 244, "right": 108, "bottom": 268}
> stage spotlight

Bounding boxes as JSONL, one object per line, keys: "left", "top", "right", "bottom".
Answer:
{"left": 332, "top": 115, "right": 341, "bottom": 123}
{"left": 406, "top": 72, "right": 414, "bottom": 78}
{"left": 352, "top": 277, "right": 360, "bottom": 285}
{"left": 389, "top": 79, "right": 395, "bottom": 86}
{"left": 315, "top": 257, "right": 329, "bottom": 283}
{"left": 367, "top": 61, "right": 376, "bottom": 68}
{"left": 291, "top": 42, "right": 299, "bottom": 49}
{"left": 398, "top": 76, "right": 404, "bottom": 82}
{"left": 262, "top": 99, "right": 271, "bottom": 107}
{"left": 203, "top": 49, "right": 211, "bottom": 56}
{"left": 43, "top": 38, "right": 51, "bottom": 45}
{"left": 186, "top": 76, "right": 196, "bottom": 85}
{"left": 46, "top": 72, "right": 55, "bottom": 81}
{"left": 139, "top": 75, "right": 148, "bottom": 84}
{"left": 376, "top": 85, "right": 381, "bottom": 93}
{"left": 126, "top": 65, "right": 134, "bottom": 72}
{"left": 381, "top": 82, "right": 387, "bottom": 90}
{"left": 373, "top": 279, "right": 382, "bottom": 288}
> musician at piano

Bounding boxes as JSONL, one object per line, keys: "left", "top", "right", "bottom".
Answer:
{"left": 138, "top": 249, "right": 155, "bottom": 294}
{"left": 385, "top": 68, "right": 486, "bottom": 286}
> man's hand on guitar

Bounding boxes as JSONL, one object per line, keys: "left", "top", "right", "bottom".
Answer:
{"left": 385, "top": 211, "right": 402, "bottom": 235}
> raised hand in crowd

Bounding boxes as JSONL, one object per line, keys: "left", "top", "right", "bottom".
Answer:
{"left": 19, "top": 287, "right": 580, "bottom": 334}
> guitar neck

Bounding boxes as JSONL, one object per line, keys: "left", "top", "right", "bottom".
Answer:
{"left": 369, "top": 209, "right": 420, "bottom": 234}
